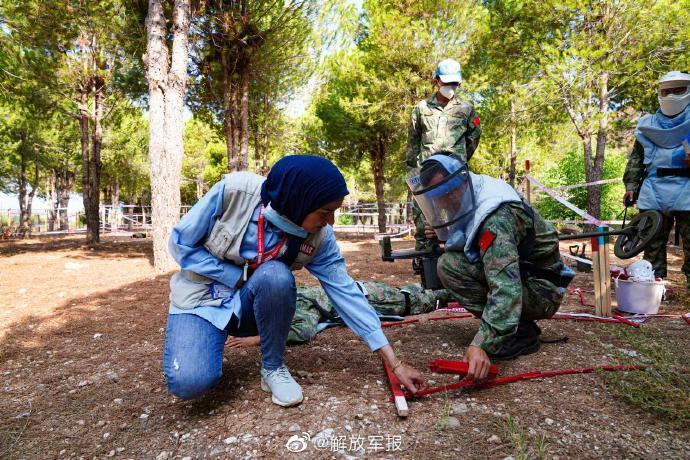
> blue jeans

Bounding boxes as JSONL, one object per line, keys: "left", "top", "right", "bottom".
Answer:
{"left": 163, "top": 261, "right": 297, "bottom": 399}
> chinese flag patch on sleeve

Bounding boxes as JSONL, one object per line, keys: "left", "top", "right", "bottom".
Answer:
{"left": 478, "top": 230, "right": 496, "bottom": 253}
{"left": 473, "top": 115, "right": 480, "bottom": 127}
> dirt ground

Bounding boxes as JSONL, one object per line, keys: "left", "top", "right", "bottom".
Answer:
{"left": 0, "top": 234, "right": 688, "bottom": 459}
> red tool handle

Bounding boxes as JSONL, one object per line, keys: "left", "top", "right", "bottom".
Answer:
{"left": 428, "top": 359, "right": 499, "bottom": 380}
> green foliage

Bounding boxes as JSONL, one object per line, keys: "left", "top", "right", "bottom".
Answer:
{"left": 532, "top": 149, "right": 628, "bottom": 221}
{"left": 181, "top": 118, "right": 227, "bottom": 205}
{"left": 101, "top": 109, "right": 150, "bottom": 201}
{"left": 335, "top": 213, "right": 355, "bottom": 226}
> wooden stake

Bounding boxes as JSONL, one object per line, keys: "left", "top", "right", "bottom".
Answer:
{"left": 600, "top": 229, "right": 612, "bottom": 316}
{"left": 592, "top": 228, "right": 612, "bottom": 317}
{"left": 591, "top": 235, "right": 603, "bottom": 316}
{"left": 383, "top": 360, "right": 408, "bottom": 417}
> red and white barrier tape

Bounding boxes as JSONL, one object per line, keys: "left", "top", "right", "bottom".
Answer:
{"left": 561, "top": 252, "right": 593, "bottom": 266}
{"left": 526, "top": 174, "right": 606, "bottom": 227}
{"left": 373, "top": 227, "right": 413, "bottom": 241}
{"left": 548, "top": 177, "right": 622, "bottom": 191}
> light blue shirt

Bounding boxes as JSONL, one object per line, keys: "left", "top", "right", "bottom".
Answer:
{"left": 168, "top": 180, "right": 389, "bottom": 352}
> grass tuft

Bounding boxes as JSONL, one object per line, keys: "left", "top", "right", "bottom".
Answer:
{"left": 601, "top": 325, "right": 690, "bottom": 429}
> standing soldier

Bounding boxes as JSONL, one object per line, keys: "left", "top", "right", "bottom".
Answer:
{"left": 407, "top": 154, "right": 573, "bottom": 379}
{"left": 623, "top": 71, "right": 690, "bottom": 288}
{"left": 406, "top": 58, "right": 481, "bottom": 250}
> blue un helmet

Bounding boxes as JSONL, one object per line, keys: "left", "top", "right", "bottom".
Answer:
{"left": 406, "top": 154, "right": 475, "bottom": 242}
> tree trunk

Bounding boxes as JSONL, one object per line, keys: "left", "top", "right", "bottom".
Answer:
{"left": 196, "top": 174, "right": 204, "bottom": 200}
{"left": 253, "top": 111, "right": 261, "bottom": 172}
{"left": 588, "top": 71, "right": 609, "bottom": 221}
{"left": 262, "top": 96, "right": 269, "bottom": 175}
{"left": 57, "top": 168, "right": 75, "bottom": 230}
{"left": 110, "top": 177, "right": 120, "bottom": 231}
{"left": 238, "top": 60, "right": 250, "bottom": 171}
{"left": 22, "top": 159, "right": 39, "bottom": 237}
{"left": 371, "top": 140, "right": 387, "bottom": 233}
{"left": 232, "top": 83, "right": 240, "bottom": 168}
{"left": 509, "top": 97, "right": 517, "bottom": 188}
{"left": 47, "top": 172, "right": 58, "bottom": 232}
{"left": 78, "top": 85, "right": 92, "bottom": 240}
{"left": 17, "top": 137, "right": 30, "bottom": 236}
{"left": 85, "top": 76, "right": 105, "bottom": 244}
{"left": 221, "top": 52, "right": 236, "bottom": 171}
{"left": 145, "top": 0, "right": 191, "bottom": 272}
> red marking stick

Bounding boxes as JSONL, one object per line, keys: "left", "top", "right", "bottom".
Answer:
{"left": 381, "top": 314, "right": 474, "bottom": 328}
{"left": 399, "top": 365, "right": 644, "bottom": 400}
{"left": 383, "top": 359, "right": 409, "bottom": 416}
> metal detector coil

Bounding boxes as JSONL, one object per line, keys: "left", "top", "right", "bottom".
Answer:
{"left": 613, "top": 210, "right": 663, "bottom": 259}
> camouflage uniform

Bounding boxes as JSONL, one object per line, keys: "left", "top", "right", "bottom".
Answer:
{"left": 623, "top": 140, "right": 690, "bottom": 282}
{"left": 288, "top": 282, "right": 449, "bottom": 344}
{"left": 406, "top": 93, "right": 481, "bottom": 250}
{"left": 437, "top": 203, "right": 564, "bottom": 354}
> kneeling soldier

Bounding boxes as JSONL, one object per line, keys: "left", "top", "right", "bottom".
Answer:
{"left": 407, "top": 153, "right": 574, "bottom": 380}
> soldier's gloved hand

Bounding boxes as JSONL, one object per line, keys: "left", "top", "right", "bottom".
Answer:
{"left": 463, "top": 346, "right": 492, "bottom": 381}
{"left": 423, "top": 224, "right": 436, "bottom": 240}
{"left": 394, "top": 364, "right": 427, "bottom": 394}
{"left": 622, "top": 191, "right": 635, "bottom": 207}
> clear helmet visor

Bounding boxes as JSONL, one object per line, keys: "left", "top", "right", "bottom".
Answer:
{"left": 407, "top": 160, "right": 473, "bottom": 242}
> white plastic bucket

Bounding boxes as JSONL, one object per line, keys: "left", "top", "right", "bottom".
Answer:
{"left": 614, "top": 278, "right": 665, "bottom": 314}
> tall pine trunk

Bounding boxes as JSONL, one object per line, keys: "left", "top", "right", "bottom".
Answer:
{"left": 78, "top": 86, "right": 94, "bottom": 242}
{"left": 221, "top": 52, "right": 236, "bottom": 171}
{"left": 262, "top": 96, "right": 269, "bottom": 175}
{"left": 145, "top": 0, "right": 191, "bottom": 272}
{"left": 372, "top": 139, "right": 387, "bottom": 234}
{"left": 47, "top": 173, "right": 58, "bottom": 232}
{"left": 17, "top": 137, "right": 38, "bottom": 237}
{"left": 509, "top": 98, "right": 517, "bottom": 188}
{"left": 238, "top": 61, "right": 250, "bottom": 171}
{"left": 110, "top": 177, "right": 120, "bottom": 231}
{"left": 587, "top": 71, "right": 609, "bottom": 222}
{"left": 57, "top": 168, "right": 75, "bottom": 230}
{"left": 85, "top": 76, "right": 105, "bottom": 243}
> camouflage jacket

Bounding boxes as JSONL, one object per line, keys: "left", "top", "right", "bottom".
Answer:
{"left": 288, "top": 282, "right": 448, "bottom": 345}
{"left": 623, "top": 140, "right": 645, "bottom": 193}
{"left": 405, "top": 93, "right": 481, "bottom": 169}
{"left": 470, "top": 203, "right": 562, "bottom": 352}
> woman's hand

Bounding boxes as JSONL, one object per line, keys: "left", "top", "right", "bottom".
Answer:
{"left": 463, "top": 346, "right": 492, "bottom": 381}
{"left": 394, "top": 364, "right": 427, "bottom": 394}
{"left": 226, "top": 335, "right": 260, "bottom": 348}
{"left": 377, "top": 344, "right": 427, "bottom": 393}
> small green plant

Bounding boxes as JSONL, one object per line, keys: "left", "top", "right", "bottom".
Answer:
{"left": 505, "top": 415, "right": 529, "bottom": 460}
{"left": 434, "top": 391, "right": 452, "bottom": 432}
{"left": 503, "top": 415, "right": 549, "bottom": 460}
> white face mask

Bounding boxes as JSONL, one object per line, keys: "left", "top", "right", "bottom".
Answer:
{"left": 658, "top": 87, "right": 690, "bottom": 117}
{"left": 438, "top": 85, "right": 456, "bottom": 100}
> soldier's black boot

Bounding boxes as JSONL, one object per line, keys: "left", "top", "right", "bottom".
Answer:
{"left": 488, "top": 320, "right": 541, "bottom": 361}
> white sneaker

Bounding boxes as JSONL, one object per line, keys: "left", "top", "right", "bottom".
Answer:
{"left": 260, "top": 365, "right": 303, "bottom": 407}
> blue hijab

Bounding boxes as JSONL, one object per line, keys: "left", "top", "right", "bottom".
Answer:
{"left": 261, "top": 155, "right": 350, "bottom": 225}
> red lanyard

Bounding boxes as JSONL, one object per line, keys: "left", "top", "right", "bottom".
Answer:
{"left": 249, "top": 205, "right": 288, "bottom": 270}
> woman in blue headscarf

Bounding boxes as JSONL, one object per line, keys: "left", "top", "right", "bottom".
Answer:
{"left": 164, "top": 155, "right": 426, "bottom": 407}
